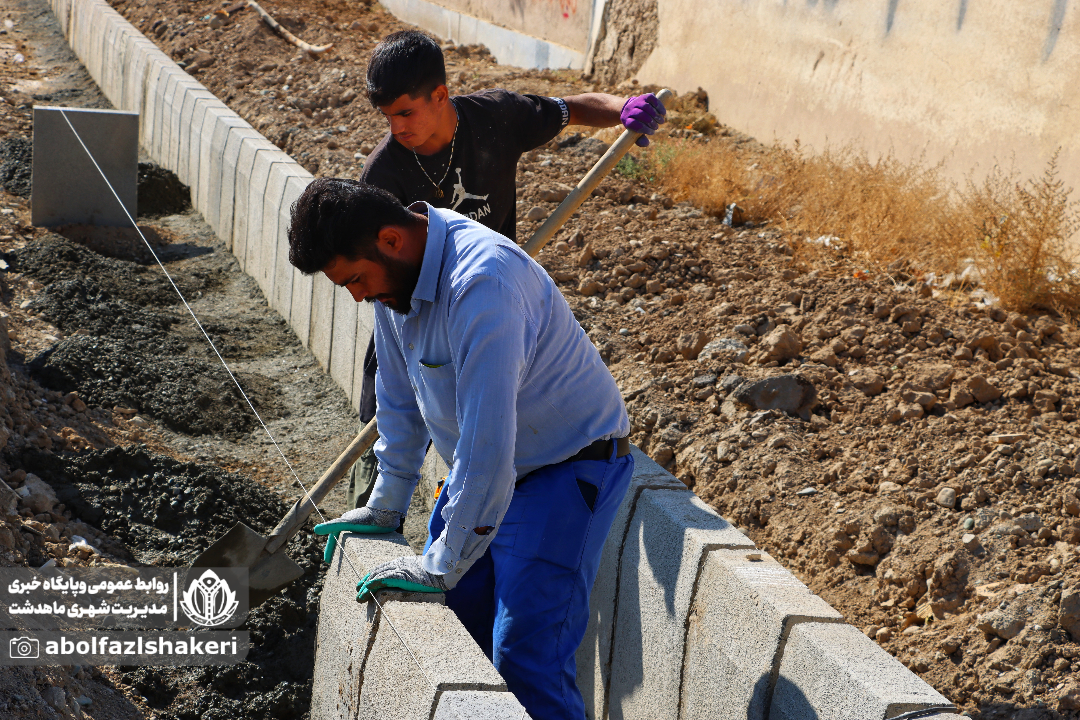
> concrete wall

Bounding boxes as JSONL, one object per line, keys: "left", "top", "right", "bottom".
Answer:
{"left": 635, "top": 0, "right": 1080, "bottom": 213}
{"left": 382, "top": 0, "right": 1080, "bottom": 229}
{"left": 378, "top": 0, "right": 599, "bottom": 69}
{"left": 47, "top": 2, "right": 958, "bottom": 718}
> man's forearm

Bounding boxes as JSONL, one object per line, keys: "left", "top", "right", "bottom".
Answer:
{"left": 564, "top": 93, "right": 625, "bottom": 128}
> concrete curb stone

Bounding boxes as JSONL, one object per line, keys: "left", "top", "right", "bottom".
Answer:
{"left": 216, "top": 126, "right": 263, "bottom": 250}
{"left": 606, "top": 487, "right": 755, "bottom": 720}
{"left": 351, "top": 303, "right": 375, "bottom": 411}
{"left": 176, "top": 90, "right": 216, "bottom": 187}
{"left": 229, "top": 137, "right": 269, "bottom": 271}
{"left": 679, "top": 549, "right": 843, "bottom": 720}
{"left": 577, "top": 446, "right": 685, "bottom": 720}
{"left": 203, "top": 113, "right": 252, "bottom": 238}
{"left": 770, "top": 622, "right": 952, "bottom": 720}
{"left": 330, "top": 285, "right": 358, "bottom": 395}
{"left": 309, "top": 273, "right": 336, "bottom": 371}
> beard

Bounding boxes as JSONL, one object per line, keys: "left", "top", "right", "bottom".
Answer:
{"left": 368, "top": 250, "right": 422, "bottom": 316}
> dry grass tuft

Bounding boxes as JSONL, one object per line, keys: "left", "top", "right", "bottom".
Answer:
{"left": 633, "top": 135, "right": 1080, "bottom": 314}
{"left": 961, "top": 153, "right": 1080, "bottom": 314}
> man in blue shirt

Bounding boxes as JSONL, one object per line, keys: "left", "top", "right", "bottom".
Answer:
{"left": 288, "top": 178, "right": 634, "bottom": 720}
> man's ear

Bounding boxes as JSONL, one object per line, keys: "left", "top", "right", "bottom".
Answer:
{"left": 375, "top": 225, "right": 407, "bottom": 257}
{"left": 431, "top": 85, "right": 449, "bottom": 106}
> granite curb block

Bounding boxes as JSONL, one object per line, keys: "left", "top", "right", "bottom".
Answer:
{"left": 351, "top": 303, "right": 375, "bottom": 410}
{"left": 679, "top": 548, "right": 843, "bottom": 720}
{"left": 577, "top": 446, "right": 685, "bottom": 720}
{"left": 204, "top": 113, "right": 253, "bottom": 239}
{"left": 606, "top": 487, "right": 756, "bottom": 720}
{"left": 771, "top": 622, "right": 953, "bottom": 720}
{"left": 314, "top": 532, "right": 520, "bottom": 720}
{"left": 330, "top": 285, "right": 359, "bottom": 397}
{"left": 310, "top": 273, "right": 336, "bottom": 372}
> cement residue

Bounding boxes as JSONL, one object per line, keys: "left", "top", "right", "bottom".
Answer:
{"left": 138, "top": 161, "right": 191, "bottom": 218}
{"left": 30, "top": 334, "right": 282, "bottom": 436}
{"left": 589, "top": 0, "right": 658, "bottom": 84}
{"left": 11, "top": 234, "right": 282, "bottom": 436}
{"left": 0, "top": 136, "right": 32, "bottom": 197}
{"left": 11, "top": 445, "right": 322, "bottom": 719}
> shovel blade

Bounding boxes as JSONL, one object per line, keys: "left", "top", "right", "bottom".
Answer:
{"left": 191, "top": 522, "right": 269, "bottom": 569}
{"left": 248, "top": 551, "right": 306, "bottom": 608}
{"left": 190, "top": 522, "right": 306, "bottom": 607}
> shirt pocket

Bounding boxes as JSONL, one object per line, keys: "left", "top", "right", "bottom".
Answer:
{"left": 416, "top": 361, "right": 457, "bottom": 423}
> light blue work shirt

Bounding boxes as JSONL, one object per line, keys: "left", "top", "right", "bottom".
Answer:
{"left": 368, "top": 204, "right": 629, "bottom": 581}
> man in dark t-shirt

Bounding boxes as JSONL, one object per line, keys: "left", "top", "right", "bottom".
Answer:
{"left": 331, "top": 30, "right": 665, "bottom": 720}
{"left": 361, "top": 88, "right": 567, "bottom": 240}
{"left": 345, "top": 30, "right": 666, "bottom": 514}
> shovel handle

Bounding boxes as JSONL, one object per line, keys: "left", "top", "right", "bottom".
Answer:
{"left": 263, "top": 417, "right": 378, "bottom": 555}
{"left": 521, "top": 88, "right": 673, "bottom": 258}
{"left": 258, "top": 89, "right": 671, "bottom": 556}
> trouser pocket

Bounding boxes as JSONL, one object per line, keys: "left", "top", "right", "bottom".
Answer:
{"left": 506, "top": 460, "right": 610, "bottom": 570}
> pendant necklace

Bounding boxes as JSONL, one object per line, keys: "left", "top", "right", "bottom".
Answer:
{"left": 412, "top": 104, "right": 457, "bottom": 199}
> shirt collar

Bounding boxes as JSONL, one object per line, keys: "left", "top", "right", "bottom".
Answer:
{"left": 408, "top": 201, "right": 445, "bottom": 310}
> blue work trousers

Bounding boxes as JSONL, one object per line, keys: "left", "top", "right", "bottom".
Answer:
{"left": 425, "top": 445, "right": 634, "bottom": 720}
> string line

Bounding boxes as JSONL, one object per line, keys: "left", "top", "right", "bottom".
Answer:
{"left": 57, "top": 110, "right": 479, "bottom": 714}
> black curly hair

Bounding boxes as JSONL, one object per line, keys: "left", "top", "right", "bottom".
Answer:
{"left": 287, "top": 178, "right": 422, "bottom": 274}
{"left": 366, "top": 30, "right": 446, "bottom": 107}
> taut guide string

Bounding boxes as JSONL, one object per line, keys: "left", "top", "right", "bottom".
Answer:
{"left": 58, "top": 110, "right": 522, "bottom": 719}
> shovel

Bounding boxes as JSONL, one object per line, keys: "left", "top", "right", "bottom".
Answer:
{"left": 191, "top": 418, "right": 377, "bottom": 607}
{"left": 191, "top": 88, "right": 672, "bottom": 607}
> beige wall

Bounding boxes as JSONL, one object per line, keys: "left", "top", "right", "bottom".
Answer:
{"left": 437, "top": 0, "right": 593, "bottom": 52}
{"left": 637, "top": 0, "right": 1080, "bottom": 206}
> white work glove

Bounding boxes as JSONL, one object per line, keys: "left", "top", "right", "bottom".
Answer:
{"left": 313, "top": 507, "right": 404, "bottom": 563}
{"left": 355, "top": 555, "right": 455, "bottom": 602}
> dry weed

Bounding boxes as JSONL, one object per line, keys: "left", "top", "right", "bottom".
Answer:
{"left": 638, "top": 135, "right": 1080, "bottom": 314}
{"left": 961, "top": 153, "right": 1080, "bottom": 314}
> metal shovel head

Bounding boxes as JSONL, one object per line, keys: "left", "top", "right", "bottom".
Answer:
{"left": 192, "top": 522, "right": 268, "bottom": 569}
{"left": 248, "top": 551, "right": 306, "bottom": 608}
{"left": 190, "top": 522, "right": 304, "bottom": 607}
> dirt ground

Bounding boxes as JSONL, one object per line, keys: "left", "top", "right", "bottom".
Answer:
{"left": 2, "top": 0, "right": 1080, "bottom": 717}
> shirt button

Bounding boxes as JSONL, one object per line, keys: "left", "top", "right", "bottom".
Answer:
{"left": 408, "top": 343, "right": 414, "bottom": 350}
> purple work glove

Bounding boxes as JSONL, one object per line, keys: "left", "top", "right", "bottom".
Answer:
{"left": 620, "top": 93, "right": 667, "bottom": 147}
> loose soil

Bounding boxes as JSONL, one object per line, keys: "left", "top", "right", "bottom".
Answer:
{"left": 2, "top": 0, "right": 1080, "bottom": 718}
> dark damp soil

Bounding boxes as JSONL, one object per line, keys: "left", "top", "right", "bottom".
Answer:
{"left": 29, "top": 333, "right": 284, "bottom": 437}
{"left": 0, "top": 137, "right": 33, "bottom": 197}
{"left": 10, "top": 233, "right": 292, "bottom": 436}
{"left": 138, "top": 162, "right": 192, "bottom": 218}
{"left": 12, "top": 445, "right": 287, "bottom": 564}
{"left": 9, "top": 231, "right": 214, "bottom": 304}
{"left": 9, "top": 445, "right": 323, "bottom": 720}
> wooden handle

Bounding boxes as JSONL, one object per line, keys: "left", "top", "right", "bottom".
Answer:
{"left": 522, "top": 88, "right": 673, "bottom": 258}
{"left": 260, "top": 90, "right": 672, "bottom": 555}
{"left": 263, "top": 417, "right": 378, "bottom": 555}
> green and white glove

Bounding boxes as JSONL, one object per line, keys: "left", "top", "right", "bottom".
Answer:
{"left": 313, "top": 507, "right": 403, "bottom": 563}
{"left": 355, "top": 556, "right": 452, "bottom": 602}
